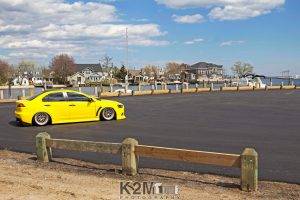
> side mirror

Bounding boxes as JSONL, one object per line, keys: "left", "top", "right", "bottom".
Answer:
{"left": 88, "top": 98, "right": 94, "bottom": 102}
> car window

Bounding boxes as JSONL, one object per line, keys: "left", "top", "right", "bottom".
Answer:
{"left": 67, "top": 92, "right": 90, "bottom": 101}
{"left": 27, "top": 91, "right": 47, "bottom": 101}
{"left": 42, "top": 92, "right": 65, "bottom": 102}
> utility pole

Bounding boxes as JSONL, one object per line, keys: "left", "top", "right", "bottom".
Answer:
{"left": 125, "top": 27, "right": 129, "bottom": 92}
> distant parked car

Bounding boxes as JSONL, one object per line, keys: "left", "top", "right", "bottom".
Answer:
{"left": 15, "top": 90, "right": 126, "bottom": 126}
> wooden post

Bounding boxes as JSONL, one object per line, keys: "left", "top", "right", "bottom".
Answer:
{"left": 97, "top": 87, "right": 101, "bottom": 98}
{"left": 22, "top": 88, "right": 26, "bottom": 97}
{"left": 151, "top": 84, "right": 155, "bottom": 90}
{"left": 29, "top": 87, "right": 34, "bottom": 96}
{"left": 122, "top": 138, "right": 138, "bottom": 175}
{"left": 36, "top": 132, "right": 52, "bottom": 162}
{"left": 0, "top": 90, "right": 3, "bottom": 99}
{"left": 154, "top": 81, "right": 158, "bottom": 90}
{"left": 241, "top": 148, "right": 258, "bottom": 192}
{"left": 138, "top": 83, "right": 141, "bottom": 91}
{"left": 94, "top": 86, "right": 98, "bottom": 96}
{"left": 100, "top": 83, "right": 103, "bottom": 93}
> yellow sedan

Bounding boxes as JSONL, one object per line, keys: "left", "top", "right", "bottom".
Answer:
{"left": 15, "top": 89, "right": 126, "bottom": 126}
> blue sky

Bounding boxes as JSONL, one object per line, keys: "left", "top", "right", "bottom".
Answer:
{"left": 0, "top": 0, "right": 299, "bottom": 75}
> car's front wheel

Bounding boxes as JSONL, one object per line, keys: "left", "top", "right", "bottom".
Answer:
{"left": 33, "top": 112, "right": 50, "bottom": 126}
{"left": 101, "top": 108, "right": 115, "bottom": 121}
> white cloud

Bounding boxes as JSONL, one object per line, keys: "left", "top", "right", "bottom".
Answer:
{"left": 156, "top": 0, "right": 285, "bottom": 20}
{"left": 172, "top": 14, "right": 205, "bottom": 24}
{"left": 184, "top": 38, "right": 204, "bottom": 45}
{"left": 0, "top": 0, "right": 169, "bottom": 63}
{"left": 220, "top": 40, "right": 245, "bottom": 47}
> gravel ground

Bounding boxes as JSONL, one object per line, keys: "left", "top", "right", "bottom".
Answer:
{"left": 0, "top": 150, "right": 299, "bottom": 200}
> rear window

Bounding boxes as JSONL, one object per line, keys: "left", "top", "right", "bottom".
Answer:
{"left": 42, "top": 92, "right": 65, "bottom": 102}
{"left": 27, "top": 93, "right": 41, "bottom": 101}
{"left": 27, "top": 90, "right": 51, "bottom": 101}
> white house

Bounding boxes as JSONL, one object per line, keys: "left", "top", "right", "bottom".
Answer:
{"left": 67, "top": 72, "right": 86, "bottom": 86}
{"left": 68, "top": 64, "right": 108, "bottom": 86}
{"left": 12, "top": 76, "right": 30, "bottom": 86}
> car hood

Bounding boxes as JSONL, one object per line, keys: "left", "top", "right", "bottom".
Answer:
{"left": 96, "top": 99, "right": 123, "bottom": 106}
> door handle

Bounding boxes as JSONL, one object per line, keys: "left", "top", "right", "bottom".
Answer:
{"left": 69, "top": 104, "right": 76, "bottom": 106}
{"left": 44, "top": 104, "right": 50, "bottom": 106}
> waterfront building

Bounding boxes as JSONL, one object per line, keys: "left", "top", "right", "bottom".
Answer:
{"left": 183, "top": 62, "right": 223, "bottom": 81}
{"left": 67, "top": 64, "right": 108, "bottom": 86}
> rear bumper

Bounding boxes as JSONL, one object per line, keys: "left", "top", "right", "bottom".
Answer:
{"left": 15, "top": 111, "right": 32, "bottom": 124}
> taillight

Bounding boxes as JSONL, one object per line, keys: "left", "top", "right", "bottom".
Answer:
{"left": 17, "top": 103, "right": 26, "bottom": 107}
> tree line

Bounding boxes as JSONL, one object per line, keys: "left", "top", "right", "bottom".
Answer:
{"left": 0, "top": 53, "right": 254, "bottom": 85}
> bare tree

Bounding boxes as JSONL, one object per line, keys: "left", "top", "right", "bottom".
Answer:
{"left": 0, "top": 60, "right": 13, "bottom": 85}
{"left": 165, "top": 62, "right": 187, "bottom": 75}
{"left": 231, "top": 61, "right": 254, "bottom": 77}
{"left": 50, "top": 54, "right": 75, "bottom": 84}
{"left": 17, "top": 60, "right": 35, "bottom": 76}
{"left": 100, "top": 55, "right": 112, "bottom": 67}
{"left": 143, "top": 65, "right": 159, "bottom": 80}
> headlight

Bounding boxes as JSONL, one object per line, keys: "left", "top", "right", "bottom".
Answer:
{"left": 118, "top": 104, "right": 124, "bottom": 108}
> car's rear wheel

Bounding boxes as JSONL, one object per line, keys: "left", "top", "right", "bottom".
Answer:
{"left": 101, "top": 108, "right": 115, "bottom": 121}
{"left": 33, "top": 112, "right": 50, "bottom": 126}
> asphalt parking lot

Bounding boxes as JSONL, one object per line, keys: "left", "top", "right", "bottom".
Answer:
{"left": 0, "top": 90, "right": 300, "bottom": 183}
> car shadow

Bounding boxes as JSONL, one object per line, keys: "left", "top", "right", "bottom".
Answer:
{"left": 8, "top": 120, "right": 30, "bottom": 128}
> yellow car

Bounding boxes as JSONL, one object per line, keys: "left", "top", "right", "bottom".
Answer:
{"left": 15, "top": 89, "right": 126, "bottom": 126}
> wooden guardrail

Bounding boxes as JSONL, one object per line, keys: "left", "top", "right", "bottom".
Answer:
{"left": 36, "top": 132, "right": 258, "bottom": 191}
{"left": 0, "top": 84, "right": 298, "bottom": 101}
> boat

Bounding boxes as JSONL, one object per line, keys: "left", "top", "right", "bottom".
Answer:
{"left": 235, "top": 74, "right": 266, "bottom": 88}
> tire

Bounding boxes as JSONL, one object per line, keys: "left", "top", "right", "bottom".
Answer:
{"left": 101, "top": 108, "right": 115, "bottom": 121}
{"left": 33, "top": 112, "right": 50, "bottom": 126}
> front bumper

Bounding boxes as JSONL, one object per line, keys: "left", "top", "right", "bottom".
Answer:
{"left": 116, "top": 107, "right": 126, "bottom": 120}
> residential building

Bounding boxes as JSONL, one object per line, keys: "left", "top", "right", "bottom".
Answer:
{"left": 183, "top": 62, "right": 223, "bottom": 81}
{"left": 67, "top": 64, "right": 108, "bottom": 86}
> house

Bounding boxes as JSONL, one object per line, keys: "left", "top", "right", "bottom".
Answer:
{"left": 12, "top": 76, "right": 30, "bottom": 86}
{"left": 67, "top": 72, "right": 86, "bottom": 86}
{"left": 184, "top": 62, "right": 223, "bottom": 81}
{"left": 67, "top": 64, "right": 108, "bottom": 86}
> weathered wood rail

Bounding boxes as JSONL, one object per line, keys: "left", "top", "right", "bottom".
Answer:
{"left": 135, "top": 145, "right": 241, "bottom": 167}
{"left": 36, "top": 132, "right": 258, "bottom": 192}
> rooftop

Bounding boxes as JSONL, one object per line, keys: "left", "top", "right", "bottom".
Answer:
{"left": 190, "top": 62, "right": 223, "bottom": 69}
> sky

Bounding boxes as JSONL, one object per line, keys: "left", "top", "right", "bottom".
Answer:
{"left": 0, "top": 0, "right": 299, "bottom": 76}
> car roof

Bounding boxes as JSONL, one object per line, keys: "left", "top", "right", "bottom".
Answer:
{"left": 43, "top": 89, "right": 82, "bottom": 93}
